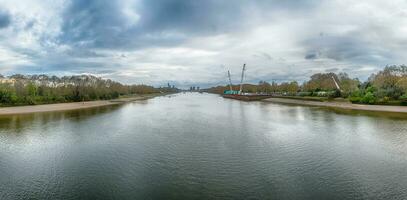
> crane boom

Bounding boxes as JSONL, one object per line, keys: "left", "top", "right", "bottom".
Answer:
{"left": 332, "top": 76, "right": 341, "bottom": 90}
{"left": 239, "top": 64, "right": 246, "bottom": 94}
{"left": 227, "top": 70, "right": 233, "bottom": 92}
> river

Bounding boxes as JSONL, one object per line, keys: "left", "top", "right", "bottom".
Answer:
{"left": 0, "top": 93, "right": 407, "bottom": 200}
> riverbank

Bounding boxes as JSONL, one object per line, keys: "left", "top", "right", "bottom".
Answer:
{"left": 264, "top": 97, "right": 407, "bottom": 113}
{"left": 0, "top": 93, "right": 164, "bottom": 115}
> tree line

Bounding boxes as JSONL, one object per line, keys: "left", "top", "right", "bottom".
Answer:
{"left": 0, "top": 74, "right": 178, "bottom": 106}
{"left": 206, "top": 65, "right": 407, "bottom": 105}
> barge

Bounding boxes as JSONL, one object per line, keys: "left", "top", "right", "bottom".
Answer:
{"left": 222, "top": 94, "right": 272, "bottom": 101}
{"left": 222, "top": 64, "right": 271, "bottom": 101}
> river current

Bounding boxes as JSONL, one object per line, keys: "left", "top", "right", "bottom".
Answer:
{"left": 0, "top": 93, "right": 406, "bottom": 199}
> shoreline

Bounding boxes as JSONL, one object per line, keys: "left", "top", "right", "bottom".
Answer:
{"left": 0, "top": 94, "right": 164, "bottom": 116}
{"left": 263, "top": 97, "right": 407, "bottom": 114}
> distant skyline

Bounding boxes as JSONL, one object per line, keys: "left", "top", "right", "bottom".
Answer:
{"left": 0, "top": 0, "right": 406, "bottom": 87}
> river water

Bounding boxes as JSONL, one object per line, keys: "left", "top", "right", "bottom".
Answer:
{"left": 0, "top": 93, "right": 407, "bottom": 200}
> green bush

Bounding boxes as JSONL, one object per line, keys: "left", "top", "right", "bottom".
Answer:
{"left": 0, "top": 89, "right": 18, "bottom": 105}
{"left": 349, "top": 96, "right": 362, "bottom": 103}
{"left": 328, "top": 89, "right": 341, "bottom": 99}
{"left": 297, "top": 92, "right": 312, "bottom": 96}
{"left": 376, "top": 96, "right": 390, "bottom": 104}
{"left": 349, "top": 90, "right": 363, "bottom": 103}
{"left": 25, "top": 96, "right": 36, "bottom": 105}
{"left": 400, "top": 94, "right": 407, "bottom": 101}
{"left": 365, "top": 86, "right": 376, "bottom": 94}
{"left": 360, "top": 92, "right": 376, "bottom": 104}
{"left": 400, "top": 94, "right": 407, "bottom": 105}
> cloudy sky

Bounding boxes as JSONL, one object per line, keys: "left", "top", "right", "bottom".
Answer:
{"left": 0, "top": 0, "right": 406, "bottom": 87}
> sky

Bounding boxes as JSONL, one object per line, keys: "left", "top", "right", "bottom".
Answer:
{"left": 0, "top": 0, "right": 406, "bottom": 88}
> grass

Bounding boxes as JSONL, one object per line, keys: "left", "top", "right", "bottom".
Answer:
{"left": 271, "top": 96, "right": 329, "bottom": 102}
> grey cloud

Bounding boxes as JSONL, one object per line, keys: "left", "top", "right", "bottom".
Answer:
{"left": 305, "top": 52, "right": 318, "bottom": 60}
{"left": 60, "top": 0, "right": 130, "bottom": 48}
{"left": 0, "top": 9, "right": 10, "bottom": 29}
{"left": 302, "top": 33, "right": 394, "bottom": 66}
{"left": 138, "top": 0, "right": 244, "bottom": 34}
{"left": 59, "top": 0, "right": 321, "bottom": 50}
{"left": 24, "top": 20, "right": 36, "bottom": 30}
{"left": 253, "top": 52, "right": 273, "bottom": 61}
{"left": 253, "top": 0, "right": 322, "bottom": 12}
{"left": 59, "top": 0, "right": 246, "bottom": 49}
{"left": 261, "top": 53, "right": 273, "bottom": 61}
{"left": 14, "top": 58, "right": 110, "bottom": 75}
{"left": 65, "top": 49, "right": 106, "bottom": 58}
{"left": 325, "top": 68, "right": 339, "bottom": 73}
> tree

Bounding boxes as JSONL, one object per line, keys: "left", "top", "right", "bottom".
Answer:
{"left": 27, "top": 83, "right": 38, "bottom": 97}
{"left": 396, "top": 77, "right": 407, "bottom": 93}
{"left": 258, "top": 81, "right": 271, "bottom": 93}
{"left": 287, "top": 81, "right": 299, "bottom": 95}
{"left": 0, "top": 74, "right": 164, "bottom": 106}
{"left": 338, "top": 73, "right": 360, "bottom": 98}
{"left": 270, "top": 81, "right": 278, "bottom": 93}
{"left": 303, "top": 73, "right": 339, "bottom": 91}
{"left": 0, "top": 84, "right": 17, "bottom": 104}
{"left": 370, "top": 65, "right": 407, "bottom": 99}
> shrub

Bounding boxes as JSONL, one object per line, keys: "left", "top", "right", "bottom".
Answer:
{"left": 399, "top": 94, "right": 407, "bottom": 101}
{"left": 297, "top": 92, "right": 312, "bottom": 96}
{"left": 349, "top": 96, "right": 362, "bottom": 103}
{"left": 400, "top": 94, "right": 407, "bottom": 106}
{"left": 328, "top": 89, "right": 341, "bottom": 99}
{"left": 365, "top": 86, "right": 376, "bottom": 94}
{"left": 376, "top": 96, "right": 390, "bottom": 105}
{"left": 349, "top": 90, "right": 363, "bottom": 103}
{"left": 360, "top": 92, "right": 376, "bottom": 104}
{"left": 25, "top": 96, "right": 36, "bottom": 105}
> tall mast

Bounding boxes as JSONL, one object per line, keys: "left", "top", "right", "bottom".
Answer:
{"left": 239, "top": 64, "right": 246, "bottom": 94}
{"left": 227, "top": 70, "right": 233, "bottom": 92}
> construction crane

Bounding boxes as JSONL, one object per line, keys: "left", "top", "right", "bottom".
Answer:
{"left": 331, "top": 76, "right": 341, "bottom": 91}
{"left": 239, "top": 64, "right": 246, "bottom": 94}
{"left": 227, "top": 70, "right": 233, "bottom": 92}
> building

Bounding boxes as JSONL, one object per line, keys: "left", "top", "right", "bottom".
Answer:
{"left": 0, "top": 78, "right": 16, "bottom": 85}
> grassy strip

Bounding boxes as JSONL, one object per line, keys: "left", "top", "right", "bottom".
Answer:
{"left": 0, "top": 92, "right": 169, "bottom": 108}
{"left": 271, "top": 96, "right": 329, "bottom": 102}
{"left": 273, "top": 95, "right": 407, "bottom": 106}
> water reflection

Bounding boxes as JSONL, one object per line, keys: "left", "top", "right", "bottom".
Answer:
{"left": 0, "top": 105, "right": 121, "bottom": 135}
{"left": 0, "top": 93, "right": 406, "bottom": 200}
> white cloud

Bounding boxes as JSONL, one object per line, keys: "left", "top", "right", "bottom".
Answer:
{"left": 0, "top": 0, "right": 406, "bottom": 87}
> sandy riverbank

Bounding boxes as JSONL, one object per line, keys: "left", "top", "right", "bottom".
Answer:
{"left": 263, "top": 97, "right": 407, "bottom": 113}
{"left": 0, "top": 94, "right": 161, "bottom": 115}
